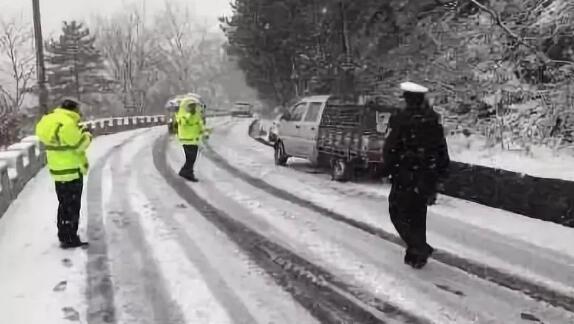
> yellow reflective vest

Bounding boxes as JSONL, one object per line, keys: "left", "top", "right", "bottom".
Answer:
{"left": 35, "top": 108, "right": 92, "bottom": 182}
{"left": 175, "top": 99, "right": 208, "bottom": 145}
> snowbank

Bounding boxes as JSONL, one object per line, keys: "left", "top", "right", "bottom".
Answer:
{"left": 448, "top": 133, "right": 574, "bottom": 181}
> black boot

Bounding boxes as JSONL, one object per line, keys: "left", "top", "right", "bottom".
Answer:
{"left": 181, "top": 173, "right": 198, "bottom": 182}
{"left": 426, "top": 244, "right": 435, "bottom": 257}
{"left": 60, "top": 236, "right": 89, "bottom": 249}
{"left": 410, "top": 255, "right": 429, "bottom": 269}
{"left": 404, "top": 247, "right": 430, "bottom": 269}
{"left": 404, "top": 251, "right": 415, "bottom": 266}
{"left": 404, "top": 249, "right": 418, "bottom": 267}
{"left": 188, "top": 172, "right": 199, "bottom": 182}
{"left": 179, "top": 170, "right": 198, "bottom": 182}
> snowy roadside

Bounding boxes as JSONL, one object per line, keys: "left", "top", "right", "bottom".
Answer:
{"left": 0, "top": 129, "right": 149, "bottom": 324}
{"left": 448, "top": 133, "right": 574, "bottom": 181}
{"left": 210, "top": 120, "right": 574, "bottom": 296}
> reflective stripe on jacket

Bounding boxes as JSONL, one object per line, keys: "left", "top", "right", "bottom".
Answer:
{"left": 35, "top": 108, "right": 92, "bottom": 182}
{"left": 175, "top": 99, "right": 205, "bottom": 145}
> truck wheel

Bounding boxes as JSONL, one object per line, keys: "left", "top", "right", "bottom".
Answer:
{"left": 331, "top": 159, "right": 351, "bottom": 182}
{"left": 274, "top": 142, "right": 288, "bottom": 166}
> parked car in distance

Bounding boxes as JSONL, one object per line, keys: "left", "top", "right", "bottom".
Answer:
{"left": 273, "top": 95, "right": 399, "bottom": 181}
{"left": 231, "top": 102, "right": 253, "bottom": 117}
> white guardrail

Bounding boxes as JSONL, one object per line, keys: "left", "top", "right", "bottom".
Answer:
{"left": 0, "top": 113, "right": 232, "bottom": 217}
{"left": 0, "top": 115, "right": 168, "bottom": 217}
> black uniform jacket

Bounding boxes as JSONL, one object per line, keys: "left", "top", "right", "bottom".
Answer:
{"left": 382, "top": 104, "right": 450, "bottom": 196}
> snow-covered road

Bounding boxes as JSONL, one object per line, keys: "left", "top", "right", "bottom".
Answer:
{"left": 1, "top": 117, "right": 573, "bottom": 324}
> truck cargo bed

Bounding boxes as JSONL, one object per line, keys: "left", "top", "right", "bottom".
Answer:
{"left": 316, "top": 102, "right": 397, "bottom": 165}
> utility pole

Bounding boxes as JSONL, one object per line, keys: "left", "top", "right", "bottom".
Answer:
{"left": 336, "top": 0, "right": 356, "bottom": 101}
{"left": 32, "top": 0, "right": 49, "bottom": 116}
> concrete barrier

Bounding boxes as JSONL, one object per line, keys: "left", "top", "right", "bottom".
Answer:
{"left": 0, "top": 150, "right": 26, "bottom": 197}
{"left": 0, "top": 114, "right": 166, "bottom": 219}
{"left": 441, "top": 161, "right": 574, "bottom": 228}
{"left": 0, "top": 161, "right": 11, "bottom": 215}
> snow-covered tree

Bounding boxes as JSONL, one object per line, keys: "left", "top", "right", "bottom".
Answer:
{"left": 45, "top": 21, "right": 111, "bottom": 105}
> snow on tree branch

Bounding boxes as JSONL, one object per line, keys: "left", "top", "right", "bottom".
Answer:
{"left": 469, "top": 0, "right": 574, "bottom": 66}
{"left": 0, "top": 17, "right": 35, "bottom": 112}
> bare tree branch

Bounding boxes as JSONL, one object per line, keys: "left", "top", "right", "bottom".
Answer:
{"left": 469, "top": 0, "right": 574, "bottom": 66}
{"left": 0, "top": 17, "right": 35, "bottom": 111}
{"left": 95, "top": 4, "right": 163, "bottom": 114}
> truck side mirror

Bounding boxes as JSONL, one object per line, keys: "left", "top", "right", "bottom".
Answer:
{"left": 281, "top": 113, "right": 290, "bottom": 121}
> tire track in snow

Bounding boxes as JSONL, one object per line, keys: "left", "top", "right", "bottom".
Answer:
{"left": 245, "top": 122, "right": 574, "bottom": 300}
{"left": 86, "top": 131, "right": 146, "bottom": 324}
{"left": 131, "top": 142, "right": 260, "bottom": 324}
{"left": 154, "top": 134, "right": 428, "bottom": 324}
{"left": 201, "top": 142, "right": 574, "bottom": 315}
{"left": 82, "top": 117, "right": 239, "bottom": 324}
{"left": 188, "top": 142, "right": 574, "bottom": 324}
{"left": 105, "top": 141, "right": 187, "bottom": 324}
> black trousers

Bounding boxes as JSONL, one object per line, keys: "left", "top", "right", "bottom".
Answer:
{"left": 180, "top": 144, "right": 199, "bottom": 177}
{"left": 388, "top": 183, "right": 431, "bottom": 257}
{"left": 55, "top": 178, "right": 83, "bottom": 243}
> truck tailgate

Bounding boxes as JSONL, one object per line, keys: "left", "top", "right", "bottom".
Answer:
{"left": 318, "top": 128, "right": 385, "bottom": 162}
{"left": 316, "top": 101, "right": 395, "bottom": 163}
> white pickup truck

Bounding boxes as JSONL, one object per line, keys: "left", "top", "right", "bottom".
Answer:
{"left": 273, "top": 95, "right": 398, "bottom": 181}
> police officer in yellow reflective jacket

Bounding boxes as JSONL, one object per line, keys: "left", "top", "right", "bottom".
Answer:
{"left": 175, "top": 98, "right": 209, "bottom": 182}
{"left": 35, "top": 99, "right": 92, "bottom": 249}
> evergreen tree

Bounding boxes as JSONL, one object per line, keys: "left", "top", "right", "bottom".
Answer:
{"left": 222, "top": 0, "right": 320, "bottom": 107}
{"left": 45, "top": 21, "right": 110, "bottom": 104}
{"left": 220, "top": 0, "right": 417, "bottom": 105}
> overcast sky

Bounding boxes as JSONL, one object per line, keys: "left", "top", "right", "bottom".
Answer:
{"left": 0, "top": 0, "right": 232, "bottom": 36}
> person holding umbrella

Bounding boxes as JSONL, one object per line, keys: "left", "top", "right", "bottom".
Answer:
{"left": 174, "top": 97, "right": 210, "bottom": 182}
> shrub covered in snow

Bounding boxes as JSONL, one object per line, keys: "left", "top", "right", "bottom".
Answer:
{"left": 0, "top": 112, "right": 22, "bottom": 149}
